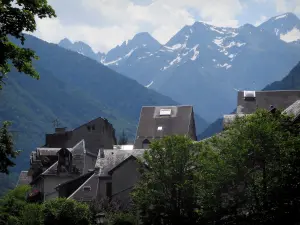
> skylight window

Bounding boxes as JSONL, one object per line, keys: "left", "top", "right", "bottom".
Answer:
{"left": 244, "top": 91, "right": 256, "bottom": 101}
{"left": 159, "top": 109, "right": 171, "bottom": 116}
{"left": 157, "top": 126, "right": 163, "bottom": 131}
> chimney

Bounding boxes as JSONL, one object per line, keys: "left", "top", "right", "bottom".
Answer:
{"left": 55, "top": 127, "right": 67, "bottom": 133}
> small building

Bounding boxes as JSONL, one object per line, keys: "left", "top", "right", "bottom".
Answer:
{"left": 223, "top": 90, "right": 300, "bottom": 128}
{"left": 237, "top": 90, "right": 300, "bottom": 114}
{"left": 29, "top": 140, "right": 97, "bottom": 201}
{"left": 134, "top": 105, "right": 197, "bottom": 149}
{"left": 45, "top": 117, "right": 117, "bottom": 155}
{"left": 93, "top": 149, "right": 146, "bottom": 209}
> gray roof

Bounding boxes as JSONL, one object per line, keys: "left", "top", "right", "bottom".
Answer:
{"left": 36, "top": 148, "right": 70, "bottom": 156}
{"left": 134, "top": 105, "right": 195, "bottom": 148}
{"left": 223, "top": 114, "right": 246, "bottom": 127}
{"left": 95, "top": 149, "right": 146, "bottom": 176}
{"left": 68, "top": 173, "right": 99, "bottom": 202}
{"left": 16, "top": 171, "right": 32, "bottom": 186}
{"left": 237, "top": 90, "right": 300, "bottom": 114}
{"left": 283, "top": 100, "right": 300, "bottom": 120}
{"left": 42, "top": 140, "right": 85, "bottom": 176}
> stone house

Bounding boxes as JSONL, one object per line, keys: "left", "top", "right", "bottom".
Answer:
{"left": 21, "top": 105, "right": 198, "bottom": 206}
{"left": 223, "top": 90, "right": 300, "bottom": 127}
{"left": 44, "top": 117, "right": 117, "bottom": 155}
{"left": 134, "top": 105, "right": 197, "bottom": 149}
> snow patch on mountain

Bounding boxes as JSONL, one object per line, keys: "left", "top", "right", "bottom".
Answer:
{"left": 274, "top": 14, "right": 288, "bottom": 20}
{"left": 280, "top": 27, "right": 300, "bottom": 42}
{"left": 162, "top": 55, "right": 182, "bottom": 71}
{"left": 145, "top": 81, "right": 154, "bottom": 88}
{"left": 191, "top": 45, "right": 199, "bottom": 61}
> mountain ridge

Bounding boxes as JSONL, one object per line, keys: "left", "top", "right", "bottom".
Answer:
{"left": 56, "top": 12, "right": 300, "bottom": 122}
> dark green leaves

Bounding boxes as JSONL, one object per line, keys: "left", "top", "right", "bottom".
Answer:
{"left": 0, "top": 121, "right": 21, "bottom": 174}
{"left": 0, "top": 0, "right": 56, "bottom": 88}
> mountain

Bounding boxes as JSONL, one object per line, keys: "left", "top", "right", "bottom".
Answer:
{"left": 58, "top": 13, "right": 300, "bottom": 123}
{"left": 198, "top": 61, "right": 300, "bottom": 140}
{"left": 58, "top": 38, "right": 105, "bottom": 61}
{"left": 259, "top": 13, "right": 300, "bottom": 44}
{"left": 0, "top": 34, "right": 208, "bottom": 194}
{"left": 102, "top": 32, "right": 162, "bottom": 65}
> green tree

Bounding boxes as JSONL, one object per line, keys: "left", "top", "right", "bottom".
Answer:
{"left": 132, "top": 135, "right": 201, "bottom": 225}
{"left": 0, "top": 121, "right": 20, "bottom": 174}
{"left": 118, "top": 130, "right": 128, "bottom": 145}
{"left": 205, "top": 109, "right": 300, "bottom": 225}
{"left": 0, "top": 0, "right": 56, "bottom": 175}
{"left": 0, "top": 185, "right": 31, "bottom": 225}
{"left": 42, "top": 198, "right": 92, "bottom": 225}
{"left": 21, "top": 203, "right": 43, "bottom": 225}
{"left": 0, "top": 0, "right": 56, "bottom": 88}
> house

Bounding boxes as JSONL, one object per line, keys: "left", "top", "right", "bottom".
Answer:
{"left": 28, "top": 140, "right": 98, "bottom": 201}
{"left": 134, "top": 105, "right": 197, "bottom": 149}
{"left": 236, "top": 90, "right": 300, "bottom": 114}
{"left": 22, "top": 105, "right": 198, "bottom": 206}
{"left": 45, "top": 117, "right": 117, "bottom": 155}
{"left": 223, "top": 90, "right": 300, "bottom": 128}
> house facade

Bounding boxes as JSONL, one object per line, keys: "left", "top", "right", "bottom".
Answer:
{"left": 20, "top": 105, "right": 197, "bottom": 207}
{"left": 223, "top": 90, "right": 300, "bottom": 128}
{"left": 134, "top": 105, "right": 197, "bottom": 149}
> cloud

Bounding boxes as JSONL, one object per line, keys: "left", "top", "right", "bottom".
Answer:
{"left": 255, "top": 15, "right": 268, "bottom": 26}
{"left": 31, "top": 0, "right": 299, "bottom": 53}
{"left": 275, "top": 0, "right": 300, "bottom": 13}
{"left": 31, "top": 0, "right": 245, "bottom": 52}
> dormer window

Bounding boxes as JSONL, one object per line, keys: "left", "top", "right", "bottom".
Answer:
{"left": 159, "top": 109, "right": 171, "bottom": 116}
{"left": 142, "top": 139, "right": 151, "bottom": 149}
{"left": 244, "top": 91, "right": 256, "bottom": 101}
{"left": 83, "top": 186, "right": 91, "bottom": 192}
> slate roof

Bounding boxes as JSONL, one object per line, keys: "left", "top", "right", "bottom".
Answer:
{"left": 134, "top": 105, "right": 195, "bottom": 148}
{"left": 223, "top": 114, "right": 246, "bottom": 127}
{"left": 16, "top": 171, "right": 32, "bottom": 186}
{"left": 41, "top": 140, "right": 85, "bottom": 176}
{"left": 237, "top": 90, "right": 300, "bottom": 114}
{"left": 95, "top": 149, "right": 146, "bottom": 176}
{"left": 36, "top": 148, "right": 65, "bottom": 156}
{"left": 283, "top": 100, "right": 300, "bottom": 120}
{"left": 68, "top": 173, "right": 99, "bottom": 202}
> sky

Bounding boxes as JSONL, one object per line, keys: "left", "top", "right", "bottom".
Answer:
{"left": 32, "top": 0, "right": 300, "bottom": 53}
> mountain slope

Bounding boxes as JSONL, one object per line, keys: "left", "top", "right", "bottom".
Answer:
{"left": 2, "top": 34, "right": 208, "bottom": 173}
{"left": 58, "top": 13, "right": 300, "bottom": 123}
{"left": 259, "top": 13, "right": 300, "bottom": 44}
{"left": 198, "top": 61, "right": 300, "bottom": 139}
{"left": 58, "top": 38, "right": 105, "bottom": 61}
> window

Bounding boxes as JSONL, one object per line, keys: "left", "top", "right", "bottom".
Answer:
{"left": 244, "top": 91, "right": 256, "bottom": 101}
{"left": 157, "top": 126, "right": 163, "bottom": 131}
{"left": 92, "top": 125, "right": 95, "bottom": 130}
{"left": 87, "top": 126, "right": 91, "bottom": 132}
{"left": 106, "top": 182, "right": 112, "bottom": 198}
{"left": 83, "top": 186, "right": 91, "bottom": 192}
{"left": 159, "top": 109, "right": 171, "bottom": 116}
{"left": 142, "top": 139, "right": 151, "bottom": 149}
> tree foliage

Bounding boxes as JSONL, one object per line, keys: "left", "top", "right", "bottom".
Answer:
{"left": 42, "top": 198, "right": 92, "bottom": 225}
{"left": 132, "top": 135, "right": 201, "bottom": 225}
{"left": 0, "top": 121, "right": 20, "bottom": 174}
{"left": 0, "top": 0, "right": 56, "bottom": 88}
{"left": 132, "top": 109, "right": 300, "bottom": 225}
{"left": 0, "top": 184, "right": 31, "bottom": 225}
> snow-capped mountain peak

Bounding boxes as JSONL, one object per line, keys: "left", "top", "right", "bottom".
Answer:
{"left": 102, "top": 32, "right": 161, "bottom": 65}
{"left": 259, "top": 12, "right": 300, "bottom": 43}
